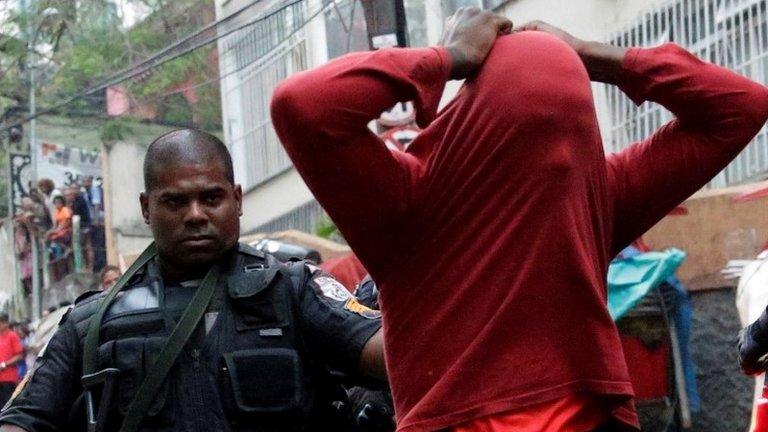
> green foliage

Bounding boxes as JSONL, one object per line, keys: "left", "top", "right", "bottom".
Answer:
{"left": 314, "top": 214, "right": 340, "bottom": 240}
{"left": 100, "top": 118, "right": 134, "bottom": 142}
{"left": 1, "top": 0, "right": 221, "bottom": 131}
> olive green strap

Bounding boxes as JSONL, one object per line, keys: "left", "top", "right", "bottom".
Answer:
{"left": 83, "top": 242, "right": 158, "bottom": 375}
{"left": 118, "top": 262, "right": 222, "bottom": 432}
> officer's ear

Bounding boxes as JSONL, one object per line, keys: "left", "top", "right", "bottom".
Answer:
{"left": 139, "top": 192, "right": 150, "bottom": 225}
{"left": 233, "top": 184, "right": 243, "bottom": 217}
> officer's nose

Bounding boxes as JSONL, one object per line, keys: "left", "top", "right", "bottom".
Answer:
{"left": 184, "top": 201, "right": 209, "bottom": 225}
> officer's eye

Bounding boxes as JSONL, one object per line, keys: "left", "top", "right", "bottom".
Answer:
{"left": 201, "top": 191, "right": 224, "bottom": 205}
{"left": 161, "top": 195, "right": 185, "bottom": 207}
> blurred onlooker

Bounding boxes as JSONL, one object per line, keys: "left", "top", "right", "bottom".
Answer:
{"left": 12, "top": 217, "right": 33, "bottom": 295}
{"left": 82, "top": 176, "right": 107, "bottom": 272}
{"left": 99, "top": 265, "right": 121, "bottom": 290}
{"left": 0, "top": 314, "right": 23, "bottom": 406}
{"left": 14, "top": 196, "right": 55, "bottom": 294}
{"left": 36, "top": 178, "right": 62, "bottom": 222}
{"left": 65, "top": 185, "right": 94, "bottom": 272}
{"left": 81, "top": 176, "right": 103, "bottom": 223}
{"left": 11, "top": 322, "right": 30, "bottom": 380}
{"left": 46, "top": 196, "right": 72, "bottom": 260}
{"left": 24, "top": 194, "right": 52, "bottom": 235}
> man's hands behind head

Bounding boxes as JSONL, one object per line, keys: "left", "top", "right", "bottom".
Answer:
{"left": 439, "top": 7, "right": 512, "bottom": 80}
{"left": 513, "top": 20, "right": 627, "bottom": 83}
{"left": 513, "top": 21, "right": 584, "bottom": 54}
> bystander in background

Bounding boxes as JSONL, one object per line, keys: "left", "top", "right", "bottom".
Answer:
{"left": 81, "top": 177, "right": 107, "bottom": 271}
{"left": 98, "top": 265, "right": 121, "bottom": 290}
{"left": 65, "top": 186, "right": 94, "bottom": 272}
{"left": 0, "top": 315, "right": 23, "bottom": 407}
{"left": 46, "top": 196, "right": 71, "bottom": 261}
{"left": 36, "top": 179, "right": 61, "bottom": 223}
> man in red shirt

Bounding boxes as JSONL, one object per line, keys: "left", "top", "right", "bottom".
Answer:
{"left": 0, "top": 315, "right": 23, "bottom": 407}
{"left": 271, "top": 8, "right": 768, "bottom": 431}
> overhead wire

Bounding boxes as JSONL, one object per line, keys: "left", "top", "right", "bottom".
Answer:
{"left": 16, "top": 0, "right": 344, "bottom": 140}
{"left": 107, "top": 0, "right": 338, "bottom": 122}
{"left": 0, "top": 0, "right": 306, "bottom": 131}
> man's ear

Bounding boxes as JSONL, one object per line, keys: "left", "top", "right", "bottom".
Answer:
{"left": 233, "top": 184, "right": 243, "bottom": 217}
{"left": 139, "top": 192, "right": 150, "bottom": 224}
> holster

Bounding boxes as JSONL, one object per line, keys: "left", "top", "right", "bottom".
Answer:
{"left": 81, "top": 368, "right": 120, "bottom": 432}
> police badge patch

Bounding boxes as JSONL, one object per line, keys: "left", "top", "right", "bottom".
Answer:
{"left": 313, "top": 276, "right": 353, "bottom": 302}
{"left": 343, "top": 298, "right": 381, "bottom": 319}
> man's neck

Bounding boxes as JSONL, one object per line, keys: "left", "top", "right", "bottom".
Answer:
{"left": 157, "top": 258, "right": 212, "bottom": 284}
{"left": 157, "top": 244, "right": 237, "bottom": 283}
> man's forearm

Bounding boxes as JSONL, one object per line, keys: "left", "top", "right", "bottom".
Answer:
{"left": 359, "top": 329, "right": 386, "bottom": 381}
{"left": 272, "top": 47, "right": 450, "bottom": 142}
{"left": 577, "top": 40, "right": 628, "bottom": 84}
{"left": 3, "top": 354, "right": 23, "bottom": 369}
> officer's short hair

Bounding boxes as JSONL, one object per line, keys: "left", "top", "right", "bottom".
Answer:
{"left": 143, "top": 129, "right": 234, "bottom": 192}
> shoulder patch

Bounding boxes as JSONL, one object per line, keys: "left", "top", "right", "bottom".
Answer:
{"left": 343, "top": 298, "right": 381, "bottom": 319}
{"left": 312, "top": 276, "right": 353, "bottom": 302}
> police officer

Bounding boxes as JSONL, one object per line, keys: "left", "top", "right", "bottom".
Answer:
{"left": 739, "top": 307, "right": 768, "bottom": 375}
{"left": 0, "top": 129, "right": 385, "bottom": 432}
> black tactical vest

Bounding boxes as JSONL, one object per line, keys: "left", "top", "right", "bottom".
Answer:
{"left": 66, "top": 244, "right": 345, "bottom": 432}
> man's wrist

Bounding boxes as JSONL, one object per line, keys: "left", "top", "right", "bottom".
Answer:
{"left": 444, "top": 45, "right": 473, "bottom": 80}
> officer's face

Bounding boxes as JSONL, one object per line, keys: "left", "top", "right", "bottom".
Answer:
{"left": 140, "top": 160, "right": 242, "bottom": 274}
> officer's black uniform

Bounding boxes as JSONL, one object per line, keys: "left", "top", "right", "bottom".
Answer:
{"left": 0, "top": 244, "right": 382, "bottom": 432}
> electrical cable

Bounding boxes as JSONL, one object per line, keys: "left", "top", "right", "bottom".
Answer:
{"left": 11, "top": 0, "right": 340, "bottom": 140}
{"left": 0, "top": 0, "right": 306, "bottom": 131}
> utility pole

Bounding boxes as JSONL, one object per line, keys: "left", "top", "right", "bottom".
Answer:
{"left": 28, "top": 0, "right": 41, "bottom": 322}
{"left": 20, "top": 0, "right": 41, "bottom": 321}
{"left": 360, "top": 0, "right": 408, "bottom": 49}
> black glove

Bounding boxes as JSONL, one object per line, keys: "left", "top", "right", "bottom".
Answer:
{"left": 355, "top": 276, "right": 380, "bottom": 311}
{"left": 738, "top": 310, "right": 768, "bottom": 375}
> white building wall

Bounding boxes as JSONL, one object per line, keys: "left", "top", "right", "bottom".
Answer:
{"left": 496, "top": 0, "right": 768, "bottom": 187}
{"left": 216, "top": 0, "right": 326, "bottom": 234}
{"left": 103, "top": 140, "right": 153, "bottom": 260}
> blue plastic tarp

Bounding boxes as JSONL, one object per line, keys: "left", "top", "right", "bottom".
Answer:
{"left": 607, "top": 248, "right": 686, "bottom": 320}
{"left": 609, "top": 246, "right": 700, "bottom": 412}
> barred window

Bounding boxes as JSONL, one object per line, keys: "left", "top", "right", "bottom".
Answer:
{"left": 222, "top": 1, "right": 310, "bottom": 190}
{"left": 606, "top": 0, "right": 768, "bottom": 187}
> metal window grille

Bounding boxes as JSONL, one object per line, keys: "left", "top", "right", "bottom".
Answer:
{"left": 249, "top": 199, "right": 326, "bottom": 234}
{"left": 222, "top": 1, "right": 310, "bottom": 190}
{"left": 606, "top": 0, "right": 768, "bottom": 187}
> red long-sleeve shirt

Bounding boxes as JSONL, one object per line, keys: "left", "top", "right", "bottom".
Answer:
{"left": 271, "top": 32, "right": 768, "bottom": 431}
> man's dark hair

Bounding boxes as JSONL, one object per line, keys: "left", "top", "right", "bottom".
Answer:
{"left": 100, "top": 265, "right": 121, "bottom": 282}
{"left": 37, "top": 178, "right": 55, "bottom": 194}
{"left": 0, "top": 313, "right": 9, "bottom": 324}
{"left": 143, "top": 129, "right": 234, "bottom": 191}
{"left": 53, "top": 196, "right": 65, "bottom": 205}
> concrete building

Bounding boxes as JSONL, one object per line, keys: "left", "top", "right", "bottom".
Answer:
{"left": 215, "top": 0, "right": 441, "bottom": 235}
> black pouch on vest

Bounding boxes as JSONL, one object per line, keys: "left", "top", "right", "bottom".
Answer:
{"left": 219, "top": 348, "right": 303, "bottom": 416}
{"left": 98, "top": 336, "right": 173, "bottom": 425}
{"left": 228, "top": 264, "right": 287, "bottom": 330}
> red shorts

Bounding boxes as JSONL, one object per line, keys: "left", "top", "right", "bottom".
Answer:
{"left": 450, "top": 394, "right": 609, "bottom": 432}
